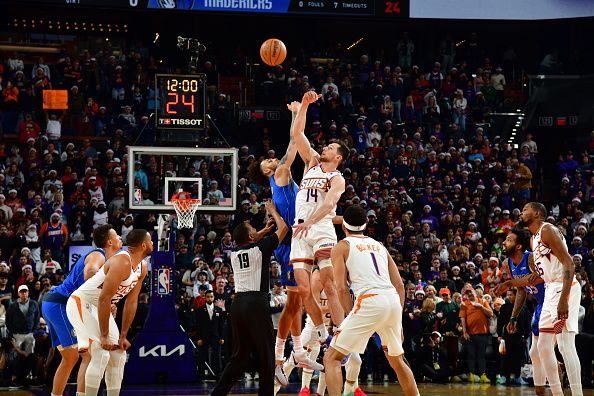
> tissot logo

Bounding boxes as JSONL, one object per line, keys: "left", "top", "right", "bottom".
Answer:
{"left": 139, "top": 344, "right": 186, "bottom": 357}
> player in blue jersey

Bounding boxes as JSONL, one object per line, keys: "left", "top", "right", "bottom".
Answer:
{"left": 496, "top": 228, "right": 546, "bottom": 395}
{"left": 248, "top": 99, "right": 323, "bottom": 386}
{"left": 42, "top": 224, "right": 122, "bottom": 396}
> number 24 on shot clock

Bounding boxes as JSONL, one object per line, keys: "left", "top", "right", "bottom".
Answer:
{"left": 155, "top": 74, "right": 206, "bottom": 130}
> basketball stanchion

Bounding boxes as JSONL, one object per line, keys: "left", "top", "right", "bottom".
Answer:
{"left": 125, "top": 214, "right": 199, "bottom": 384}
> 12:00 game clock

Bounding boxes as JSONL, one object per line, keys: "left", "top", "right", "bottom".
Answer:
{"left": 155, "top": 74, "right": 206, "bottom": 130}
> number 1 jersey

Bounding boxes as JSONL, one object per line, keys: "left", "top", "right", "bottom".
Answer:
{"left": 344, "top": 236, "right": 396, "bottom": 298}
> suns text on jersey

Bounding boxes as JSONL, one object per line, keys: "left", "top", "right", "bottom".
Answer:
{"left": 299, "top": 178, "right": 329, "bottom": 190}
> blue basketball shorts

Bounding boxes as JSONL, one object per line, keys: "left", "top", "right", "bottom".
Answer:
{"left": 275, "top": 243, "right": 297, "bottom": 287}
{"left": 42, "top": 300, "right": 77, "bottom": 349}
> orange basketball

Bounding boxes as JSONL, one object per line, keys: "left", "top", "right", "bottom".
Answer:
{"left": 260, "top": 38, "right": 287, "bottom": 66}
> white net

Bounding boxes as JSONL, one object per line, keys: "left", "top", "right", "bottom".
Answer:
{"left": 172, "top": 198, "right": 201, "bottom": 228}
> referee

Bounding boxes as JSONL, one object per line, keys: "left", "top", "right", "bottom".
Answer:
{"left": 211, "top": 199, "right": 288, "bottom": 396}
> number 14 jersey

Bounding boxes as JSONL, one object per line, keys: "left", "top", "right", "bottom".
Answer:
{"left": 295, "top": 164, "right": 341, "bottom": 223}
{"left": 344, "top": 236, "right": 395, "bottom": 297}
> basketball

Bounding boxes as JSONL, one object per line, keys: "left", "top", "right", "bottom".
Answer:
{"left": 260, "top": 38, "right": 287, "bottom": 66}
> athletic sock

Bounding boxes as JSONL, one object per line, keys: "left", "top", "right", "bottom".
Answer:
{"left": 302, "top": 369, "right": 314, "bottom": 388}
{"left": 293, "top": 334, "right": 303, "bottom": 352}
{"left": 275, "top": 337, "right": 287, "bottom": 361}
{"left": 343, "top": 380, "right": 356, "bottom": 394}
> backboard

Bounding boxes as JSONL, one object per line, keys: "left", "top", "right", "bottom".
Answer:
{"left": 127, "top": 146, "right": 238, "bottom": 212}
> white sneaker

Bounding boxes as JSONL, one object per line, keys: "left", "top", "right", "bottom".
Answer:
{"left": 275, "top": 364, "right": 288, "bottom": 387}
{"left": 245, "top": 373, "right": 253, "bottom": 381}
{"left": 367, "top": 374, "right": 373, "bottom": 383}
{"left": 254, "top": 372, "right": 259, "bottom": 380}
{"left": 293, "top": 349, "right": 324, "bottom": 371}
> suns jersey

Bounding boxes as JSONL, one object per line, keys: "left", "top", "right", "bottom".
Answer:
{"left": 295, "top": 164, "right": 342, "bottom": 223}
{"left": 72, "top": 250, "right": 143, "bottom": 305}
{"left": 532, "top": 222, "right": 573, "bottom": 284}
{"left": 344, "top": 236, "right": 395, "bottom": 297}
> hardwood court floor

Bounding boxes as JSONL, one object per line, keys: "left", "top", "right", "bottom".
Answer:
{"left": 15, "top": 382, "right": 594, "bottom": 395}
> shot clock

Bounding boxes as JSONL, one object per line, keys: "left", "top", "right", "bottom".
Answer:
{"left": 155, "top": 74, "right": 206, "bottom": 130}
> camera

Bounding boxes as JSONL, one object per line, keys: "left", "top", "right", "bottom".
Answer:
{"left": 177, "top": 36, "right": 206, "bottom": 52}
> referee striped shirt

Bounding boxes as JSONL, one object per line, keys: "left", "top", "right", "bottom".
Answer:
{"left": 230, "top": 234, "right": 279, "bottom": 293}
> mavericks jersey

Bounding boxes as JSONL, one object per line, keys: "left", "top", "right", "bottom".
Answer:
{"left": 532, "top": 222, "right": 574, "bottom": 284}
{"left": 72, "top": 250, "right": 142, "bottom": 305}
{"left": 269, "top": 175, "right": 298, "bottom": 245}
{"left": 295, "top": 164, "right": 342, "bottom": 223}
{"left": 510, "top": 251, "right": 545, "bottom": 305}
{"left": 344, "top": 236, "right": 395, "bottom": 297}
{"left": 50, "top": 248, "right": 106, "bottom": 298}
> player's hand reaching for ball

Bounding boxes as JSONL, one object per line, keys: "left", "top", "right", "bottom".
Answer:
{"left": 287, "top": 101, "right": 301, "bottom": 112}
{"left": 302, "top": 90, "right": 321, "bottom": 104}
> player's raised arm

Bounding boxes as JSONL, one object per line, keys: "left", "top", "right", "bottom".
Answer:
{"left": 119, "top": 261, "right": 148, "bottom": 350}
{"left": 331, "top": 240, "right": 353, "bottom": 313}
{"left": 97, "top": 258, "right": 128, "bottom": 350}
{"left": 275, "top": 102, "right": 301, "bottom": 174}
{"left": 292, "top": 91, "right": 321, "bottom": 167}
{"left": 541, "top": 224, "right": 575, "bottom": 320}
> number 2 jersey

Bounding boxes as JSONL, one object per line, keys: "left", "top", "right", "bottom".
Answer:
{"left": 71, "top": 250, "right": 142, "bottom": 305}
{"left": 295, "top": 164, "right": 342, "bottom": 224}
{"left": 510, "top": 251, "right": 544, "bottom": 306}
{"left": 344, "top": 236, "right": 395, "bottom": 297}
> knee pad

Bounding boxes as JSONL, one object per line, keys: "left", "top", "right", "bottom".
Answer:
{"left": 86, "top": 344, "right": 111, "bottom": 388}
{"left": 105, "top": 350, "right": 126, "bottom": 390}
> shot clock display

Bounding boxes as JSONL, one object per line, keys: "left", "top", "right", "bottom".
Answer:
{"left": 155, "top": 74, "right": 206, "bottom": 130}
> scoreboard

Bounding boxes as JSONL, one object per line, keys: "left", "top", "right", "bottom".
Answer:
{"left": 19, "top": 0, "right": 409, "bottom": 18}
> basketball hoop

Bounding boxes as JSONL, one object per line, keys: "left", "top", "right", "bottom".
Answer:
{"left": 171, "top": 192, "right": 201, "bottom": 229}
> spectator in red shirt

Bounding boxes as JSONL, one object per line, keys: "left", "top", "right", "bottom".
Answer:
{"left": 18, "top": 114, "right": 41, "bottom": 145}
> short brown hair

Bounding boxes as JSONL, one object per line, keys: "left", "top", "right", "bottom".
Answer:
{"left": 92, "top": 224, "right": 113, "bottom": 248}
{"left": 335, "top": 140, "right": 350, "bottom": 166}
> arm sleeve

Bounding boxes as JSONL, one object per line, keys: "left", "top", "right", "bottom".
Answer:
{"left": 257, "top": 234, "right": 279, "bottom": 258}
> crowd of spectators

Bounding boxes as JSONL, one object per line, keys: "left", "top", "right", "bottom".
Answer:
{"left": 0, "top": 34, "right": 592, "bottom": 391}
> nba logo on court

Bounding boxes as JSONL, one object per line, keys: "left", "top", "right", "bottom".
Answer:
{"left": 158, "top": 269, "right": 170, "bottom": 295}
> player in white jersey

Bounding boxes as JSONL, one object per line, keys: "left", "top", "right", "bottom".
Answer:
{"left": 520, "top": 202, "right": 583, "bottom": 396}
{"left": 290, "top": 90, "right": 349, "bottom": 349}
{"left": 324, "top": 206, "right": 419, "bottom": 396}
{"left": 66, "top": 229, "right": 151, "bottom": 396}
